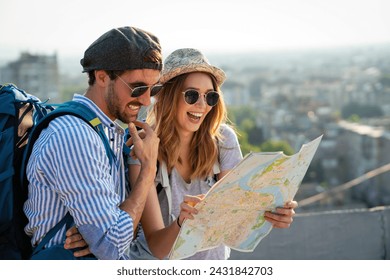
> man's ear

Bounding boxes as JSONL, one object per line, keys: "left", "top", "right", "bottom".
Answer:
{"left": 95, "top": 70, "right": 109, "bottom": 86}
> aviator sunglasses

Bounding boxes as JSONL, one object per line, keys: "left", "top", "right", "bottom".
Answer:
{"left": 116, "top": 74, "right": 163, "bottom": 97}
{"left": 182, "top": 89, "right": 220, "bottom": 107}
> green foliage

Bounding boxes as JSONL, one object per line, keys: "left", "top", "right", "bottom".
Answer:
{"left": 380, "top": 73, "right": 390, "bottom": 87}
{"left": 228, "top": 106, "right": 263, "bottom": 155}
{"left": 60, "top": 85, "right": 86, "bottom": 102}
{"left": 341, "top": 102, "right": 383, "bottom": 119}
{"left": 227, "top": 106, "right": 258, "bottom": 127}
{"left": 260, "top": 140, "right": 294, "bottom": 156}
{"left": 228, "top": 105, "right": 293, "bottom": 156}
{"left": 235, "top": 127, "right": 261, "bottom": 156}
{"left": 347, "top": 114, "right": 360, "bottom": 123}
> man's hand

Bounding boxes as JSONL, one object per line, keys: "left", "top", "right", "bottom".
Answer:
{"left": 264, "top": 200, "right": 298, "bottom": 228}
{"left": 64, "top": 226, "right": 91, "bottom": 257}
{"left": 126, "top": 121, "right": 159, "bottom": 167}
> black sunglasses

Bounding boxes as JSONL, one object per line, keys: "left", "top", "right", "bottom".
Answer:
{"left": 116, "top": 74, "right": 163, "bottom": 97}
{"left": 182, "top": 89, "right": 220, "bottom": 107}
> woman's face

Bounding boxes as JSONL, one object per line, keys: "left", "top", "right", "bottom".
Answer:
{"left": 176, "top": 72, "right": 215, "bottom": 136}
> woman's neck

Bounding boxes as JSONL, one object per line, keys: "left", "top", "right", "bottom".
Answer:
{"left": 175, "top": 130, "right": 194, "bottom": 183}
{"left": 178, "top": 129, "right": 193, "bottom": 147}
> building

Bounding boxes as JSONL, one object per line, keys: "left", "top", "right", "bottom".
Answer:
{"left": 0, "top": 52, "right": 60, "bottom": 102}
{"left": 337, "top": 121, "right": 390, "bottom": 207}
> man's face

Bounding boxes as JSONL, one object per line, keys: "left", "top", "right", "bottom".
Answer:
{"left": 106, "top": 69, "right": 161, "bottom": 123}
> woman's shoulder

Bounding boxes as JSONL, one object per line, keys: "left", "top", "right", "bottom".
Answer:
{"left": 219, "top": 123, "right": 238, "bottom": 139}
{"left": 218, "top": 124, "right": 239, "bottom": 147}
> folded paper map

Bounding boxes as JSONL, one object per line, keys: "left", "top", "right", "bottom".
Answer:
{"left": 168, "top": 135, "right": 322, "bottom": 260}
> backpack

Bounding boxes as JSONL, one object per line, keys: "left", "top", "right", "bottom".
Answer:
{"left": 0, "top": 84, "right": 114, "bottom": 259}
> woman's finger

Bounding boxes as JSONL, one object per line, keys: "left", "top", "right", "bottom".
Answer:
{"left": 73, "top": 247, "right": 92, "bottom": 258}
{"left": 65, "top": 226, "right": 79, "bottom": 237}
{"left": 64, "top": 238, "right": 87, "bottom": 249}
{"left": 183, "top": 194, "right": 203, "bottom": 207}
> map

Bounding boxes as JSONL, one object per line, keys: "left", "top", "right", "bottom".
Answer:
{"left": 168, "top": 135, "right": 322, "bottom": 260}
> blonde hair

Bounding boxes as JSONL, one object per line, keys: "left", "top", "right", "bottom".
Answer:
{"left": 147, "top": 73, "right": 227, "bottom": 179}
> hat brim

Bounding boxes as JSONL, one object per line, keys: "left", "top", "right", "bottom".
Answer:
{"left": 160, "top": 64, "right": 226, "bottom": 86}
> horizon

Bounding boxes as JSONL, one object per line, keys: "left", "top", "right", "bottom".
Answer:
{"left": 1, "top": 0, "right": 390, "bottom": 63}
{"left": 2, "top": 41, "right": 389, "bottom": 75}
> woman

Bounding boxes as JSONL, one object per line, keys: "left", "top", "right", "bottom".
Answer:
{"left": 128, "top": 48, "right": 297, "bottom": 260}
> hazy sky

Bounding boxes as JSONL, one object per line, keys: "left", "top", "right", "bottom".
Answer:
{"left": 1, "top": 0, "right": 390, "bottom": 61}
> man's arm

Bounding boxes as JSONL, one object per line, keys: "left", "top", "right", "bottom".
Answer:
{"left": 36, "top": 117, "right": 133, "bottom": 259}
{"left": 119, "top": 121, "right": 159, "bottom": 232}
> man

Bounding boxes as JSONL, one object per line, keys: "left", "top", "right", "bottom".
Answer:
{"left": 24, "top": 26, "right": 162, "bottom": 259}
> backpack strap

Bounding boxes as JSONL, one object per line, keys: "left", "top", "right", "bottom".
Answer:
{"left": 32, "top": 212, "right": 73, "bottom": 255}
{"left": 20, "top": 101, "right": 115, "bottom": 186}
{"left": 155, "top": 161, "right": 174, "bottom": 223}
{"left": 212, "top": 161, "right": 220, "bottom": 181}
{"left": 48, "top": 101, "right": 115, "bottom": 167}
{"left": 156, "top": 159, "right": 221, "bottom": 224}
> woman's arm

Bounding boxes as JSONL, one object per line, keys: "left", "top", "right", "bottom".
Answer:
{"left": 129, "top": 164, "right": 200, "bottom": 259}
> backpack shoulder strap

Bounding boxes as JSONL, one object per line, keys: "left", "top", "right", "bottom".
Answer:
{"left": 31, "top": 212, "right": 73, "bottom": 255}
{"left": 20, "top": 100, "right": 115, "bottom": 187}
{"left": 211, "top": 137, "right": 221, "bottom": 181}
{"left": 155, "top": 160, "right": 175, "bottom": 223}
{"left": 156, "top": 153, "right": 221, "bottom": 224}
{"left": 52, "top": 101, "right": 115, "bottom": 166}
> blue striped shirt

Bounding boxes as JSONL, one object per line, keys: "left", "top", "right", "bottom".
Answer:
{"left": 24, "top": 94, "right": 133, "bottom": 259}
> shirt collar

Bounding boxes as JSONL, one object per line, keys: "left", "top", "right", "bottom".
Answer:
{"left": 72, "top": 94, "right": 124, "bottom": 134}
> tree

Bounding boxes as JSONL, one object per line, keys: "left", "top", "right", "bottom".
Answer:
{"left": 341, "top": 102, "right": 383, "bottom": 119}
{"left": 234, "top": 128, "right": 261, "bottom": 156}
{"left": 260, "top": 140, "right": 294, "bottom": 156}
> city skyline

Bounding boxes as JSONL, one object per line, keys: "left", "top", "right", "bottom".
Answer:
{"left": 1, "top": 0, "right": 390, "bottom": 63}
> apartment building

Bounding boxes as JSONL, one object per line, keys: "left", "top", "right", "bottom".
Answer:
{"left": 0, "top": 52, "right": 60, "bottom": 102}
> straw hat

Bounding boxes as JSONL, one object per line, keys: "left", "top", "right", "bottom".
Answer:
{"left": 160, "top": 48, "right": 226, "bottom": 86}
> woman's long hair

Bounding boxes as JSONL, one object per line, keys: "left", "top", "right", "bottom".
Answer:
{"left": 147, "top": 72, "right": 227, "bottom": 179}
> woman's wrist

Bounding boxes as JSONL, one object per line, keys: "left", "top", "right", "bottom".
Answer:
{"left": 176, "top": 217, "right": 182, "bottom": 228}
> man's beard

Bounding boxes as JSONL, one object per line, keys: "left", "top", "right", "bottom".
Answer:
{"left": 106, "top": 83, "right": 139, "bottom": 123}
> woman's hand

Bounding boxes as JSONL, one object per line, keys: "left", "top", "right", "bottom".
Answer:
{"left": 64, "top": 226, "right": 91, "bottom": 257}
{"left": 264, "top": 200, "right": 298, "bottom": 228}
{"left": 176, "top": 194, "right": 204, "bottom": 227}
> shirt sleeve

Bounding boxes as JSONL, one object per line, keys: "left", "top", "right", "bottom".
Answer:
{"left": 37, "top": 117, "right": 133, "bottom": 259}
{"left": 218, "top": 124, "right": 243, "bottom": 172}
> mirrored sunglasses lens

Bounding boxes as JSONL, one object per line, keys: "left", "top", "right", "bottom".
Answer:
{"left": 184, "top": 90, "right": 199, "bottom": 104}
{"left": 131, "top": 86, "right": 149, "bottom": 97}
{"left": 206, "top": 91, "right": 219, "bottom": 106}
{"left": 150, "top": 85, "right": 163, "bottom": 97}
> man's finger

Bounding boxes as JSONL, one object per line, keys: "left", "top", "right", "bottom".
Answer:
{"left": 132, "top": 120, "right": 151, "bottom": 132}
{"left": 128, "top": 122, "right": 141, "bottom": 143}
{"left": 125, "top": 137, "right": 133, "bottom": 147}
